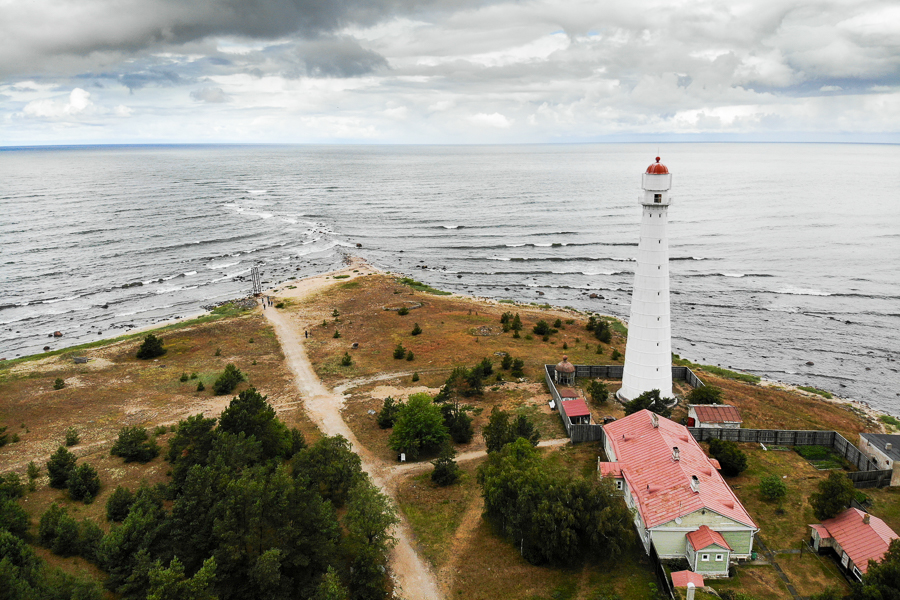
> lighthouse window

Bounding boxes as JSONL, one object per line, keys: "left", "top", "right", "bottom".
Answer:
{"left": 654, "top": 194, "right": 662, "bottom": 203}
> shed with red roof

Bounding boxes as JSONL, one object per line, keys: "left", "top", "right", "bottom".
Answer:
{"left": 561, "top": 398, "right": 591, "bottom": 425}
{"left": 687, "top": 404, "right": 742, "bottom": 429}
{"left": 598, "top": 410, "right": 757, "bottom": 575}
{"left": 809, "top": 508, "right": 899, "bottom": 581}
{"left": 670, "top": 570, "right": 705, "bottom": 588}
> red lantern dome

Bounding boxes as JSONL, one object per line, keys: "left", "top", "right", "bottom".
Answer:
{"left": 646, "top": 157, "right": 669, "bottom": 174}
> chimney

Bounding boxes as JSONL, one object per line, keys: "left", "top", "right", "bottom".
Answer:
{"left": 686, "top": 582, "right": 696, "bottom": 600}
{"left": 651, "top": 413, "right": 659, "bottom": 428}
{"left": 691, "top": 475, "right": 700, "bottom": 493}
{"left": 887, "top": 443, "right": 893, "bottom": 452}
{"left": 864, "top": 513, "right": 871, "bottom": 525}
{"left": 673, "top": 446, "right": 680, "bottom": 461}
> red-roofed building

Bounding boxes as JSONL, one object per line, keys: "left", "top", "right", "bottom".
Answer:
{"left": 561, "top": 398, "right": 591, "bottom": 424}
{"left": 686, "top": 526, "right": 731, "bottom": 575}
{"left": 687, "top": 404, "right": 742, "bottom": 429}
{"left": 809, "top": 508, "right": 899, "bottom": 581}
{"left": 670, "top": 570, "right": 705, "bottom": 588}
{"left": 599, "top": 410, "right": 757, "bottom": 575}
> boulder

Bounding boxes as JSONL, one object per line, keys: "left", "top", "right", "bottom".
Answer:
{"left": 53, "top": 331, "right": 63, "bottom": 337}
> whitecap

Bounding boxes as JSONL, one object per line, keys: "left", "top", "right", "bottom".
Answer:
{"left": 183, "top": 271, "right": 197, "bottom": 276}
{"left": 43, "top": 295, "right": 81, "bottom": 304}
{"left": 778, "top": 287, "right": 832, "bottom": 297}
{"left": 248, "top": 190, "right": 267, "bottom": 195}
{"left": 722, "top": 273, "right": 745, "bottom": 278}
{"left": 208, "top": 261, "right": 239, "bottom": 270}
{"left": 506, "top": 243, "right": 526, "bottom": 247}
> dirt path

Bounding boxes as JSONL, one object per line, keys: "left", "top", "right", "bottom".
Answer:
{"left": 262, "top": 267, "right": 444, "bottom": 600}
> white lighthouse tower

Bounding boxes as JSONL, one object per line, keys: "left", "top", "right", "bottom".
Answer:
{"left": 618, "top": 157, "right": 674, "bottom": 402}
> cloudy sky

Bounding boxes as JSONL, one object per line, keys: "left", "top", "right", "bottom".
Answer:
{"left": 1, "top": 0, "right": 898, "bottom": 144}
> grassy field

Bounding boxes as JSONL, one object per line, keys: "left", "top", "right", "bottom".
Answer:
{"left": 0, "top": 308, "right": 319, "bottom": 586}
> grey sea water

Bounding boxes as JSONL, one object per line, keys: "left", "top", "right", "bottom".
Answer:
{"left": 1, "top": 143, "right": 898, "bottom": 413}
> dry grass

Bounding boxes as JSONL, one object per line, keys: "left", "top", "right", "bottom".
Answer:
{"left": 0, "top": 309, "right": 319, "bottom": 583}
{"left": 710, "top": 564, "right": 791, "bottom": 599}
{"left": 777, "top": 552, "right": 850, "bottom": 597}
{"left": 288, "top": 274, "right": 626, "bottom": 387}
{"left": 703, "top": 373, "right": 874, "bottom": 437}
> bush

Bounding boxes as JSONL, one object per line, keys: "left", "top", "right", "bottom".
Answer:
{"left": 759, "top": 475, "right": 787, "bottom": 501}
{"left": 377, "top": 397, "right": 401, "bottom": 429}
{"left": 196, "top": 381, "right": 205, "bottom": 391}
{"left": 341, "top": 352, "right": 352, "bottom": 366}
{"left": 623, "top": 389, "right": 672, "bottom": 418}
{"left": 68, "top": 463, "right": 101, "bottom": 503}
{"left": 333, "top": 330, "right": 341, "bottom": 338}
{"left": 64, "top": 427, "right": 80, "bottom": 446}
{"left": 533, "top": 320, "right": 551, "bottom": 335}
{"left": 54, "top": 378, "right": 65, "bottom": 390}
{"left": 332, "top": 308, "right": 340, "bottom": 317}
{"left": 0, "top": 496, "right": 29, "bottom": 538}
{"left": 47, "top": 446, "right": 77, "bottom": 489}
{"left": 0, "top": 472, "right": 24, "bottom": 500}
{"left": 482, "top": 407, "right": 540, "bottom": 453}
{"left": 611, "top": 348, "right": 622, "bottom": 360}
{"left": 412, "top": 372, "right": 419, "bottom": 382}
{"left": 190, "top": 372, "right": 198, "bottom": 379}
{"left": 388, "top": 393, "right": 450, "bottom": 460}
{"left": 477, "top": 357, "right": 493, "bottom": 376}
{"left": 431, "top": 449, "right": 460, "bottom": 486}
{"left": 686, "top": 385, "right": 724, "bottom": 405}
{"left": 411, "top": 323, "right": 422, "bottom": 336}
{"left": 110, "top": 426, "right": 160, "bottom": 463}
{"left": 588, "top": 380, "right": 609, "bottom": 404}
{"left": 406, "top": 350, "right": 414, "bottom": 361}
{"left": 27, "top": 461, "right": 40, "bottom": 481}
{"left": 393, "top": 343, "right": 406, "bottom": 359}
{"left": 441, "top": 403, "right": 474, "bottom": 444}
{"left": 214, "top": 347, "right": 221, "bottom": 356}
{"left": 397, "top": 307, "right": 409, "bottom": 316}
{"left": 501, "top": 354, "right": 513, "bottom": 370}
{"left": 511, "top": 358, "right": 525, "bottom": 378}
{"left": 275, "top": 302, "right": 285, "bottom": 309}
{"left": 553, "top": 319, "right": 562, "bottom": 328}
{"left": 136, "top": 334, "right": 166, "bottom": 359}
{"left": 709, "top": 438, "right": 748, "bottom": 477}
{"left": 106, "top": 486, "right": 134, "bottom": 522}
{"left": 179, "top": 372, "right": 189, "bottom": 382}
{"left": 810, "top": 471, "right": 855, "bottom": 520}
{"left": 213, "top": 363, "right": 245, "bottom": 395}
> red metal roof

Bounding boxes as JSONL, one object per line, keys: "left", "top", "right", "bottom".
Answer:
{"left": 603, "top": 410, "right": 757, "bottom": 529}
{"left": 646, "top": 157, "right": 669, "bottom": 174}
{"left": 561, "top": 398, "right": 590, "bottom": 418}
{"left": 691, "top": 404, "right": 742, "bottom": 424}
{"left": 555, "top": 356, "right": 576, "bottom": 373}
{"left": 670, "top": 570, "right": 705, "bottom": 588}
{"left": 599, "top": 462, "right": 623, "bottom": 477}
{"left": 686, "top": 525, "right": 731, "bottom": 551}
{"left": 816, "top": 508, "right": 898, "bottom": 574}
{"left": 559, "top": 388, "right": 579, "bottom": 398}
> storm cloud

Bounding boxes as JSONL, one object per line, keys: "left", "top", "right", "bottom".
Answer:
{"left": 1, "top": 0, "right": 898, "bottom": 144}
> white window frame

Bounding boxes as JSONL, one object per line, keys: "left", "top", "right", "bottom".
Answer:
{"left": 701, "top": 553, "right": 710, "bottom": 562}
{"left": 616, "top": 480, "right": 623, "bottom": 491}
{"left": 852, "top": 566, "right": 862, "bottom": 580}
{"left": 715, "top": 554, "right": 724, "bottom": 562}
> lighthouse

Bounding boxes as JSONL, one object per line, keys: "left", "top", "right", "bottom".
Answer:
{"left": 618, "top": 157, "right": 674, "bottom": 402}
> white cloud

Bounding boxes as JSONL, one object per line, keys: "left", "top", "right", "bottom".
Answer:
{"left": 820, "top": 85, "right": 842, "bottom": 92}
{"left": 22, "top": 88, "right": 93, "bottom": 118}
{"left": 467, "top": 112, "right": 511, "bottom": 128}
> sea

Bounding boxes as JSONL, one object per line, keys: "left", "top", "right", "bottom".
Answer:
{"left": 1, "top": 143, "right": 898, "bottom": 414}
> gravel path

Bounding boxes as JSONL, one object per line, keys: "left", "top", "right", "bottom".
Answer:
{"left": 262, "top": 273, "right": 444, "bottom": 600}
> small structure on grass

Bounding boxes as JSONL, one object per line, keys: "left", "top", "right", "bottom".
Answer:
{"left": 858, "top": 433, "right": 900, "bottom": 486}
{"left": 685, "top": 526, "right": 731, "bottom": 576}
{"left": 687, "top": 404, "right": 742, "bottom": 429}
{"left": 809, "top": 507, "right": 899, "bottom": 581}
{"left": 554, "top": 355, "right": 575, "bottom": 386}
{"left": 671, "top": 570, "right": 705, "bottom": 590}
{"left": 561, "top": 398, "right": 591, "bottom": 425}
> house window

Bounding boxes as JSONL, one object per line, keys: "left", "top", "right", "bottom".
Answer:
{"left": 715, "top": 554, "right": 724, "bottom": 561}
{"left": 616, "top": 480, "right": 623, "bottom": 491}
{"left": 654, "top": 194, "right": 662, "bottom": 203}
{"left": 852, "top": 566, "right": 862, "bottom": 580}
{"left": 701, "top": 554, "right": 710, "bottom": 561}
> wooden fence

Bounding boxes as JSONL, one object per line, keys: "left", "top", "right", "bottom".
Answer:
{"left": 545, "top": 363, "right": 704, "bottom": 444}
{"left": 688, "top": 427, "right": 892, "bottom": 488}
{"left": 649, "top": 542, "right": 676, "bottom": 600}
